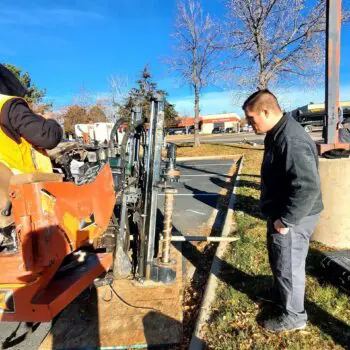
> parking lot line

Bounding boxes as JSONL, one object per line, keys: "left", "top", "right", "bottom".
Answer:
{"left": 186, "top": 210, "right": 206, "bottom": 215}
{"left": 180, "top": 174, "right": 228, "bottom": 177}
{"left": 158, "top": 193, "right": 219, "bottom": 196}
{"left": 179, "top": 163, "right": 234, "bottom": 167}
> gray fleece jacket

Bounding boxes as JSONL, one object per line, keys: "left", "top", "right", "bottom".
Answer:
{"left": 260, "top": 113, "right": 324, "bottom": 226}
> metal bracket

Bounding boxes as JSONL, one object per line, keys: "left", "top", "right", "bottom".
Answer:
{"left": 150, "top": 258, "right": 176, "bottom": 285}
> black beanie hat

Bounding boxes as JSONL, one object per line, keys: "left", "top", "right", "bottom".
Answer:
{"left": 0, "top": 64, "right": 27, "bottom": 97}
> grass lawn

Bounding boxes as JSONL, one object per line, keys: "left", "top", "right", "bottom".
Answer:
{"left": 176, "top": 143, "right": 350, "bottom": 350}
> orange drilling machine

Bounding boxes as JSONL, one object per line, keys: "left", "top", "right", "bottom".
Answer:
{"left": 0, "top": 93, "right": 179, "bottom": 322}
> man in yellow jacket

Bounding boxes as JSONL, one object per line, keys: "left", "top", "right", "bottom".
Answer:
{"left": 0, "top": 64, "right": 63, "bottom": 230}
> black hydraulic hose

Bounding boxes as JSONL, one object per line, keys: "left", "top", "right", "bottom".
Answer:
{"left": 109, "top": 117, "right": 126, "bottom": 148}
{"left": 116, "top": 129, "right": 131, "bottom": 193}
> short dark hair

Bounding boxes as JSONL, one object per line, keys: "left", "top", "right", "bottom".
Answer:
{"left": 242, "top": 89, "right": 282, "bottom": 114}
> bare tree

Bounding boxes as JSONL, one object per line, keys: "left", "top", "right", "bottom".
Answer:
{"left": 344, "top": 0, "right": 350, "bottom": 21}
{"left": 224, "top": 0, "right": 327, "bottom": 91}
{"left": 169, "top": 0, "right": 222, "bottom": 147}
{"left": 109, "top": 74, "right": 129, "bottom": 109}
{"left": 94, "top": 75, "right": 130, "bottom": 121}
{"left": 344, "top": 10, "right": 350, "bottom": 22}
{"left": 73, "top": 84, "right": 94, "bottom": 107}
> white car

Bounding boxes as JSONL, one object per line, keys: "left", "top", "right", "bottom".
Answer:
{"left": 240, "top": 125, "right": 253, "bottom": 132}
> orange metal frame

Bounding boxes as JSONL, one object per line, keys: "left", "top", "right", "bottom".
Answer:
{"left": 0, "top": 165, "right": 116, "bottom": 322}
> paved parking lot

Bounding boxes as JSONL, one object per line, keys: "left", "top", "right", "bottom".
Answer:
{"left": 158, "top": 158, "right": 236, "bottom": 236}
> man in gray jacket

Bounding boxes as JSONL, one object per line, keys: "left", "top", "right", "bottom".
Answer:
{"left": 242, "top": 89, "right": 323, "bottom": 332}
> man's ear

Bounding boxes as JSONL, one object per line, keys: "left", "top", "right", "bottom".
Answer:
{"left": 263, "top": 109, "right": 270, "bottom": 119}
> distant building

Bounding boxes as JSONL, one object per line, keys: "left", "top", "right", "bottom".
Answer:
{"left": 177, "top": 112, "right": 241, "bottom": 133}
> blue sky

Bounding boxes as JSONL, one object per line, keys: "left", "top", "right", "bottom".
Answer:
{"left": 1, "top": 0, "right": 349, "bottom": 117}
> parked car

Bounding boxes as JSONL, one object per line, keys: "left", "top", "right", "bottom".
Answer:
{"left": 225, "top": 127, "right": 234, "bottom": 133}
{"left": 212, "top": 127, "right": 224, "bottom": 134}
{"left": 176, "top": 128, "right": 187, "bottom": 135}
{"left": 168, "top": 128, "right": 186, "bottom": 135}
{"left": 188, "top": 126, "right": 195, "bottom": 134}
{"left": 240, "top": 125, "right": 253, "bottom": 133}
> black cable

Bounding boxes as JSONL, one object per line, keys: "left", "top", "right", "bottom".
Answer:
{"left": 105, "top": 280, "right": 159, "bottom": 312}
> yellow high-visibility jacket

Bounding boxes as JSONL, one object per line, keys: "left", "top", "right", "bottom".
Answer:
{"left": 0, "top": 94, "right": 53, "bottom": 174}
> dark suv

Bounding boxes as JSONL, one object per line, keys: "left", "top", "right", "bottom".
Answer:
{"left": 212, "top": 127, "right": 224, "bottom": 134}
{"left": 168, "top": 128, "right": 186, "bottom": 135}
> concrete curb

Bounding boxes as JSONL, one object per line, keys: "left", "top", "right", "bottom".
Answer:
{"left": 177, "top": 155, "right": 239, "bottom": 161}
{"left": 189, "top": 156, "right": 244, "bottom": 350}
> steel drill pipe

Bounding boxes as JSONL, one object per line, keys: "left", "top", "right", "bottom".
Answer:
{"left": 129, "top": 235, "right": 239, "bottom": 242}
{"left": 161, "top": 188, "right": 177, "bottom": 263}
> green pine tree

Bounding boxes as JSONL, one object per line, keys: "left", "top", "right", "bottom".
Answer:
{"left": 118, "top": 66, "right": 178, "bottom": 127}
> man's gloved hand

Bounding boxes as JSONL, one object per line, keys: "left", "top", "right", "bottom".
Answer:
{"left": 273, "top": 219, "right": 290, "bottom": 235}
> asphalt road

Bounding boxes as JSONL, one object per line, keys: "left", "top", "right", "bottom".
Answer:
{"left": 167, "top": 130, "right": 323, "bottom": 145}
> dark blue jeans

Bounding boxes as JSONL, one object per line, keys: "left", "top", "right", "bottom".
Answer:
{"left": 267, "top": 214, "right": 320, "bottom": 321}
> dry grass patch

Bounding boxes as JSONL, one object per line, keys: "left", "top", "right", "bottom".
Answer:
{"left": 175, "top": 143, "right": 254, "bottom": 158}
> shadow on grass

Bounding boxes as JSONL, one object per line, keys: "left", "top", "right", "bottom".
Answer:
{"left": 239, "top": 174, "right": 261, "bottom": 178}
{"left": 176, "top": 142, "right": 194, "bottom": 148}
{"left": 234, "top": 194, "right": 264, "bottom": 220}
{"left": 210, "top": 256, "right": 350, "bottom": 349}
{"left": 209, "top": 176, "right": 261, "bottom": 190}
{"left": 236, "top": 179, "right": 261, "bottom": 191}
